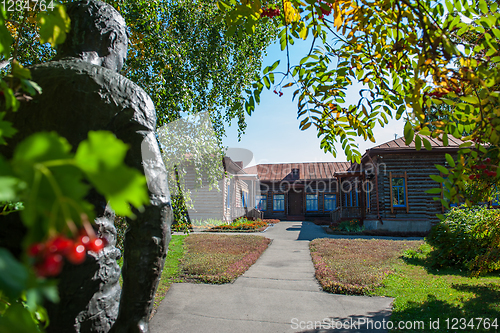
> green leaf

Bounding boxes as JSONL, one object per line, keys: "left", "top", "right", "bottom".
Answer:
{"left": 0, "top": 249, "right": 28, "bottom": 300}
{"left": 269, "top": 60, "right": 279, "bottom": 72}
{"left": 0, "top": 302, "right": 41, "bottom": 333}
{"left": 0, "top": 112, "right": 17, "bottom": 145}
{"left": 37, "top": 4, "right": 70, "bottom": 46}
{"left": 0, "top": 15, "right": 12, "bottom": 58}
{"left": 445, "top": 153, "right": 456, "bottom": 167}
{"left": 0, "top": 155, "right": 22, "bottom": 202}
{"left": 263, "top": 76, "right": 270, "bottom": 89}
{"left": 435, "top": 164, "right": 449, "bottom": 175}
{"left": 422, "top": 137, "right": 432, "bottom": 150}
{"left": 426, "top": 187, "right": 443, "bottom": 194}
{"left": 404, "top": 121, "right": 414, "bottom": 145}
{"left": 430, "top": 174, "right": 446, "bottom": 183}
{"left": 75, "top": 131, "right": 149, "bottom": 217}
{"left": 11, "top": 132, "right": 91, "bottom": 234}
{"left": 415, "top": 134, "right": 422, "bottom": 150}
{"left": 11, "top": 61, "right": 31, "bottom": 80}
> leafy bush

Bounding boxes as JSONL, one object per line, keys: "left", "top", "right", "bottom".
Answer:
{"left": 427, "top": 205, "right": 500, "bottom": 274}
{"left": 330, "top": 219, "right": 364, "bottom": 233}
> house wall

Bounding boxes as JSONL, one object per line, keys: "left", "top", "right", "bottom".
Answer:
{"left": 183, "top": 165, "right": 225, "bottom": 222}
{"left": 363, "top": 152, "right": 448, "bottom": 232}
{"left": 259, "top": 180, "right": 341, "bottom": 219}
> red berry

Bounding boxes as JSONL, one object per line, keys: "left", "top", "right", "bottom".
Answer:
{"left": 47, "top": 236, "right": 73, "bottom": 254}
{"left": 28, "top": 243, "right": 45, "bottom": 257}
{"left": 469, "top": 175, "right": 475, "bottom": 180}
{"left": 491, "top": 171, "right": 498, "bottom": 177}
{"left": 484, "top": 157, "right": 491, "bottom": 163}
{"left": 66, "top": 243, "right": 87, "bottom": 264}
{"left": 36, "top": 253, "right": 63, "bottom": 277}
{"left": 87, "top": 238, "right": 105, "bottom": 253}
{"left": 478, "top": 164, "right": 487, "bottom": 170}
{"left": 79, "top": 235, "right": 91, "bottom": 247}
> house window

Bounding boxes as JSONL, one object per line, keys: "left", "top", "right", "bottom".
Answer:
{"left": 343, "top": 191, "right": 355, "bottom": 207}
{"left": 366, "top": 182, "right": 371, "bottom": 211}
{"left": 256, "top": 194, "right": 267, "bottom": 211}
{"left": 306, "top": 194, "right": 318, "bottom": 211}
{"left": 324, "top": 194, "right": 336, "bottom": 211}
{"left": 392, "top": 178, "right": 406, "bottom": 206}
{"left": 273, "top": 194, "right": 285, "bottom": 211}
{"left": 389, "top": 171, "right": 409, "bottom": 213}
{"left": 241, "top": 191, "right": 248, "bottom": 207}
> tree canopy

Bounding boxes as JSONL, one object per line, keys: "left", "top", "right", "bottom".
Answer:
{"left": 7, "top": 0, "right": 278, "bottom": 139}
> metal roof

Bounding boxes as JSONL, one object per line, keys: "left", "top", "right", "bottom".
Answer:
{"left": 243, "top": 162, "right": 351, "bottom": 182}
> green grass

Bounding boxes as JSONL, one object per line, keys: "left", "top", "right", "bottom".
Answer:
{"left": 310, "top": 239, "right": 500, "bottom": 332}
{"left": 371, "top": 243, "right": 500, "bottom": 332}
{"left": 152, "top": 235, "right": 187, "bottom": 311}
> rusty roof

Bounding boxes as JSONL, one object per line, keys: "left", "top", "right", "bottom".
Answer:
{"left": 243, "top": 162, "right": 351, "bottom": 182}
{"left": 369, "top": 135, "right": 465, "bottom": 150}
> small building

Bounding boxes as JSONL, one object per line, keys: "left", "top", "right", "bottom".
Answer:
{"left": 243, "top": 135, "right": 465, "bottom": 232}
{"left": 357, "top": 135, "right": 464, "bottom": 232}
{"left": 243, "top": 162, "right": 352, "bottom": 221}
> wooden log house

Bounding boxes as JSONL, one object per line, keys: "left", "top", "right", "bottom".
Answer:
{"left": 243, "top": 135, "right": 467, "bottom": 232}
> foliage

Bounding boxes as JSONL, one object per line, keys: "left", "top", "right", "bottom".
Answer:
{"left": 0, "top": 4, "right": 149, "bottom": 332}
{"left": 8, "top": 0, "right": 277, "bottom": 140}
{"left": 309, "top": 238, "right": 421, "bottom": 295}
{"left": 219, "top": 0, "right": 500, "bottom": 210}
{"left": 330, "top": 219, "right": 364, "bottom": 233}
{"left": 209, "top": 217, "right": 268, "bottom": 231}
{"left": 373, "top": 243, "right": 500, "bottom": 333}
{"left": 181, "top": 234, "right": 270, "bottom": 283}
{"left": 427, "top": 205, "right": 500, "bottom": 274}
{"left": 157, "top": 112, "right": 224, "bottom": 232}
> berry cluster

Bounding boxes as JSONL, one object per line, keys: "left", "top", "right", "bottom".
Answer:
{"left": 273, "top": 89, "right": 283, "bottom": 97}
{"left": 28, "top": 230, "right": 106, "bottom": 277}
{"left": 261, "top": 7, "right": 280, "bottom": 18}
{"left": 316, "top": 0, "right": 333, "bottom": 19}
{"left": 469, "top": 157, "right": 498, "bottom": 180}
{"left": 426, "top": 87, "right": 461, "bottom": 98}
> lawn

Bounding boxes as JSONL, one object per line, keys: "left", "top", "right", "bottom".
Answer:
{"left": 310, "top": 238, "right": 500, "bottom": 332}
{"left": 372, "top": 243, "right": 500, "bottom": 333}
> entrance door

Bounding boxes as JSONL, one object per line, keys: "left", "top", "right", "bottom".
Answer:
{"left": 288, "top": 191, "right": 303, "bottom": 215}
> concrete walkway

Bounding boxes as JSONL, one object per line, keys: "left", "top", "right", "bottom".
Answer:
{"left": 150, "top": 221, "right": 395, "bottom": 333}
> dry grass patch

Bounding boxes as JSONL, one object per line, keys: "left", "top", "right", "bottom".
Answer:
{"left": 310, "top": 238, "right": 423, "bottom": 295}
{"left": 181, "top": 234, "right": 271, "bottom": 283}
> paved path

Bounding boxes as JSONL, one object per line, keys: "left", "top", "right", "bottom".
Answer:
{"left": 150, "top": 221, "right": 396, "bottom": 333}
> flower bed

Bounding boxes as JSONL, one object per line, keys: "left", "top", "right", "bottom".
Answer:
{"left": 310, "top": 238, "right": 422, "bottom": 295}
{"left": 208, "top": 218, "right": 268, "bottom": 232}
{"left": 181, "top": 234, "right": 271, "bottom": 283}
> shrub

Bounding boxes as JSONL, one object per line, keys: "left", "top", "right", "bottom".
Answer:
{"left": 330, "top": 219, "right": 364, "bottom": 233}
{"left": 427, "top": 205, "right": 500, "bottom": 274}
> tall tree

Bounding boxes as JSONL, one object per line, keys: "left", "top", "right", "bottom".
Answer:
{"left": 8, "top": 0, "right": 278, "bottom": 139}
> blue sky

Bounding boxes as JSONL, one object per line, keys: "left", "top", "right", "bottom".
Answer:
{"left": 222, "top": 37, "right": 406, "bottom": 167}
